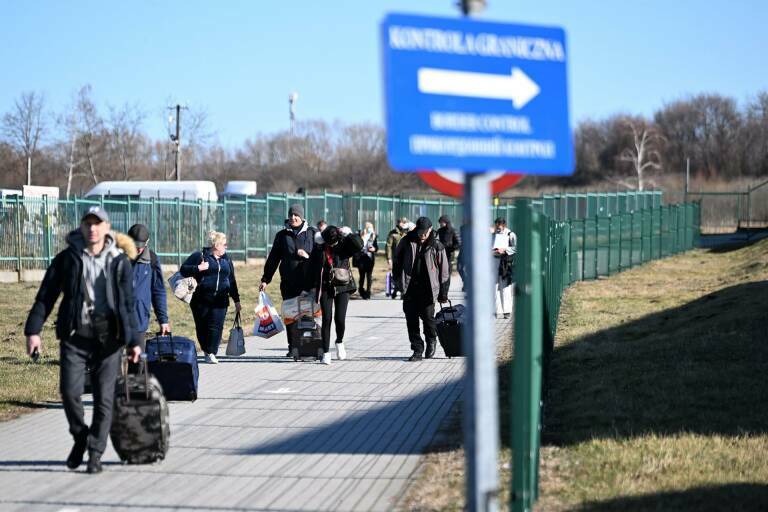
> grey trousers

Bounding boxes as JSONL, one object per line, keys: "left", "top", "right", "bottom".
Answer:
{"left": 60, "top": 336, "right": 121, "bottom": 456}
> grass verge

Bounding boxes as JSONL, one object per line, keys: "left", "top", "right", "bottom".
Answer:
{"left": 401, "top": 238, "right": 768, "bottom": 511}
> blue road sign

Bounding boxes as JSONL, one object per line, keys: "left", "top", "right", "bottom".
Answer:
{"left": 382, "top": 13, "right": 574, "bottom": 175}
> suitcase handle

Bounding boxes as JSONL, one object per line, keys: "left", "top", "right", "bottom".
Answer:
{"left": 121, "top": 353, "right": 150, "bottom": 403}
{"left": 153, "top": 331, "right": 176, "bottom": 358}
{"left": 438, "top": 300, "right": 459, "bottom": 321}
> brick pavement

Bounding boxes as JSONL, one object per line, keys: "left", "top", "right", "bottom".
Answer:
{"left": 0, "top": 281, "right": 507, "bottom": 512}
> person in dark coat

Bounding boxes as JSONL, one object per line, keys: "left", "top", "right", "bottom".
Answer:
{"left": 355, "top": 221, "right": 378, "bottom": 300}
{"left": 180, "top": 231, "right": 241, "bottom": 364}
{"left": 127, "top": 224, "right": 170, "bottom": 346}
{"left": 308, "top": 226, "right": 363, "bottom": 364}
{"left": 25, "top": 206, "right": 142, "bottom": 474}
{"left": 457, "top": 220, "right": 469, "bottom": 291}
{"left": 260, "top": 204, "right": 316, "bottom": 355}
{"left": 437, "top": 215, "right": 461, "bottom": 271}
{"left": 393, "top": 217, "right": 451, "bottom": 361}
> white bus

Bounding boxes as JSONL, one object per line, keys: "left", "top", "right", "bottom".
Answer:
{"left": 84, "top": 181, "right": 218, "bottom": 202}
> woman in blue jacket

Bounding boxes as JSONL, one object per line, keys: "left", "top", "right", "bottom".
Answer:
{"left": 181, "top": 231, "right": 241, "bottom": 363}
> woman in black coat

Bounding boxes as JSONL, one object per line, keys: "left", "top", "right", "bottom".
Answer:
{"left": 308, "top": 226, "right": 363, "bottom": 365}
{"left": 180, "top": 231, "right": 241, "bottom": 364}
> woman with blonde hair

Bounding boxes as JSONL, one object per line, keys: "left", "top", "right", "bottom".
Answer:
{"left": 180, "top": 231, "right": 241, "bottom": 363}
{"left": 355, "top": 221, "right": 378, "bottom": 300}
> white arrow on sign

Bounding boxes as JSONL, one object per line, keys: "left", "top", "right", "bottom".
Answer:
{"left": 417, "top": 67, "right": 540, "bottom": 109}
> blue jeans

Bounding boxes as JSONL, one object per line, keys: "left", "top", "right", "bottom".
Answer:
{"left": 191, "top": 301, "right": 228, "bottom": 355}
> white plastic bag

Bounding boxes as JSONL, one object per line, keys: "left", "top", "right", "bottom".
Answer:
{"left": 253, "top": 292, "right": 285, "bottom": 339}
{"left": 280, "top": 290, "right": 320, "bottom": 325}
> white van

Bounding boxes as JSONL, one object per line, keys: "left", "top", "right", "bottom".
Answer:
{"left": 84, "top": 181, "right": 218, "bottom": 202}
{"left": 222, "top": 180, "right": 257, "bottom": 198}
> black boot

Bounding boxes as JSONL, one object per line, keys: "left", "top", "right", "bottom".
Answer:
{"left": 66, "top": 432, "right": 88, "bottom": 470}
{"left": 86, "top": 451, "right": 102, "bottom": 474}
{"left": 425, "top": 343, "right": 436, "bottom": 359}
{"left": 408, "top": 351, "right": 423, "bottom": 362}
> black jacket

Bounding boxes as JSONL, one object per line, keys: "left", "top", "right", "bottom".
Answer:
{"left": 437, "top": 224, "right": 461, "bottom": 254}
{"left": 180, "top": 248, "right": 240, "bottom": 308}
{"left": 309, "top": 234, "right": 364, "bottom": 298}
{"left": 24, "top": 230, "right": 142, "bottom": 350}
{"left": 261, "top": 221, "right": 316, "bottom": 300}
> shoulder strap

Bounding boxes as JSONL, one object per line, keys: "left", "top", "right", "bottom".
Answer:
{"left": 150, "top": 250, "right": 158, "bottom": 267}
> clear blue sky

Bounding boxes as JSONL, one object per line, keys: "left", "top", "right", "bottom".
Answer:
{"left": 2, "top": 0, "right": 766, "bottom": 148}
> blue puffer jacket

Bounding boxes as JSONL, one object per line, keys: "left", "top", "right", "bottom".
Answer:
{"left": 180, "top": 248, "right": 240, "bottom": 308}
{"left": 132, "top": 248, "right": 169, "bottom": 333}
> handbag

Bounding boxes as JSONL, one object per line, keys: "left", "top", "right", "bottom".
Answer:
{"left": 326, "top": 247, "right": 351, "bottom": 286}
{"left": 168, "top": 272, "right": 197, "bottom": 303}
{"left": 226, "top": 312, "right": 246, "bottom": 356}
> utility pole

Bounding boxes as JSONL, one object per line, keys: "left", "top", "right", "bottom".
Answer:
{"left": 289, "top": 92, "right": 298, "bottom": 135}
{"left": 168, "top": 104, "right": 187, "bottom": 181}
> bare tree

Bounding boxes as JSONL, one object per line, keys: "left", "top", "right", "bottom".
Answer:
{"left": 2, "top": 91, "right": 46, "bottom": 185}
{"left": 107, "top": 103, "right": 145, "bottom": 180}
{"left": 616, "top": 118, "right": 664, "bottom": 190}
{"left": 75, "top": 85, "right": 105, "bottom": 184}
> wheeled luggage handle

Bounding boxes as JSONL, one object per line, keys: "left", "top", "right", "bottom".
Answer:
{"left": 121, "top": 352, "right": 150, "bottom": 403}
{"left": 438, "top": 299, "right": 460, "bottom": 322}
{"left": 153, "top": 331, "right": 177, "bottom": 360}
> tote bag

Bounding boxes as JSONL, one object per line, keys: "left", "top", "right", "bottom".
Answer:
{"left": 226, "top": 312, "right": 246, "bottom": 356}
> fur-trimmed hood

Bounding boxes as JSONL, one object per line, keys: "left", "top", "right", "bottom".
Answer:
{"left": 66, "top": 229, "right": 137, "bottom": 260}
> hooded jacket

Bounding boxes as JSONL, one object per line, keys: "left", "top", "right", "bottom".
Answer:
{"left": 24, "top": 230, "right": 141, "bottom": 350}
{"left": 180, "top": 247, "right": 240, "bottom": 308}
{"left": 386, "top": 225, "right": 408, "bottom": 261}
{"left": 132, "top": 248, "right": 169, "bottom": 332}
{"left": 261, "top": 220, "right": 316, "bottom": 299}
{"left": 392, "top": 231, "right": 451, "bottom": 303}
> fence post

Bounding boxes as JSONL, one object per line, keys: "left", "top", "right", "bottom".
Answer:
{"left": 176, "top": 198, "right": 182, "bottom": 267}
{"left": 127, "top": 196, "right": 132, "bottom": 229}
{"left": 617, "top": 213, "right": 623, "bottom": 272}
{"left": 323, "top": 189, "right": 328, "bottom": 224}
{"left": 151, "top": 197, "right": 158, "bottom": 259}
{"left": 594, "top": 215, "right": 599, "bottom": 278}
{"left": 607, "top": 214, "right": 612, "bottom": 275}
{"left": 511, "top": 200, "right": 543, "bottom": 512}
{"left": 198, "top": 199, "right": 204, "bottom": 249}
{"left": 15, "top": 195, "right": 22, "bottom": 278}
{"left": 244, "top": 197, "right": 250, "bottom": 262}
{"left": 581, "top": 218, "right": 586, "bottom": 281}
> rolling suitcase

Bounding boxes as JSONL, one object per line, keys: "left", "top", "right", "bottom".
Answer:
{"left": 145, "top": 333, "right": 199, "bottom": 401}
{"left": 435, "top": 300, "right": 465, "bottom": 358}
{"left": 287, "top": 295, "right": 323, "bottom": 361}
{"left": 110, "top": 355, "right": 170, "bottom": 464}
{"left": 385, "top": 272, "right": 395, "bottom": 297}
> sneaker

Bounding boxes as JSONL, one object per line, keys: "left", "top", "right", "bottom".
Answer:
{"left": 335, "top": 342, "right": 347, "bottom": 361}
{"left": 321, "top": 352, "right": 332, "bottom": 365}
{"left": 86, "top": 452, "right": 102, "bottom": 474}
{"left": 504, "top": 313, "right": 511, "bottom": 319}
{"left": 66, "top": 433, "right": 88, "bottom": 470}
{"left": 205, "top": 353, "right": 219, "bottom": 364}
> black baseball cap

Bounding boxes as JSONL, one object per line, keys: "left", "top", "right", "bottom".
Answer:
{"left": 414, "top": 217, "right": 432, "bottom": 236}
{"left": 128, "top": 224, "right": 150, "bottom": 247}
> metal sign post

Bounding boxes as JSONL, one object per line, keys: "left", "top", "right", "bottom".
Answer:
{"left": 463, "top": 172, "right": 499, "bottom": 512}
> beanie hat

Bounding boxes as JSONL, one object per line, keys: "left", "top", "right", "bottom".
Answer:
{"left": 288, "top": 204, "right": 305, "bottom": 219}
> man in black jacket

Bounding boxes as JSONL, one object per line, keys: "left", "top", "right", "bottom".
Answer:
{"left": 437, "top": 215, "right": 461, "bottom": 270}
{"left": 25, "top": 206, "right": 142, "bottom": 474}
{"left": 393, "top": 217, "right": 451, "bottom": 361}
{"left": 260, "top": 204, "right": 316, "bottom": 355}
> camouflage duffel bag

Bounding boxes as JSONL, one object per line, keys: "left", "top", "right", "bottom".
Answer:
{"left": 110, "top": 355, "right": 170, "bottom": 464}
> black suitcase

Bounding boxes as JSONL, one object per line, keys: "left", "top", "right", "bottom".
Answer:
{"left": 435, "top": 300, "right": 465, "bottom": 358}
{"left": 287, "top": 315, "right": 323, "bottom": 361}
{"left": 145, "top": 333, "right": 199, "bottom": 401}
{"left": 110, "top": 356, "right": 170, "bottom": 464}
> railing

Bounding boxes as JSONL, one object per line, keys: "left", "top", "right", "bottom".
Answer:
{"left": 510, "top": 201, "right": 700, "bottom": 512}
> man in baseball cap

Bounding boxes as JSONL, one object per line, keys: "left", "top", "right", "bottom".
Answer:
{"left": 127, "top": 224, "right": 170, "bottom": 340}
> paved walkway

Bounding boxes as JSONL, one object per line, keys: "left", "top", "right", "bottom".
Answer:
{"left": 0, "top": 282, "right": 488, "bottom": 512}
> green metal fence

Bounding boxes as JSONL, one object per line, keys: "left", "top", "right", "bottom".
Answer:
{"left": 1, "top": 190, "right": 664, "bottom": 272}
{"left": 511, "top": 201, "right": 700, "bottom": 512}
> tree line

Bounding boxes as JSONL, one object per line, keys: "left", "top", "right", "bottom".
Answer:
{"left": 2, "top": 85, "right": 767, "bottom": 196}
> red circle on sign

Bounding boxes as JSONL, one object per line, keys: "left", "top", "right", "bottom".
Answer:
{"left": 417, "top": 171, "right": 525, "bottom": 198}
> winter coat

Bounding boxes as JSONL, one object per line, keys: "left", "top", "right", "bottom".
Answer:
{"left": 309, "top": 233, "right": 364, "bottom": 299}
{"left": 180, "top": 248, "right": 240, "bottom": 308}
{"left": 354, "top": 231, "right": 378, "bottom": 269}
{"left": 24, "top": 230, "right": 142, "bottom": 350}
{"left": 132, "top": 248, "right": 169, "bottom": 332}
{"left": 385, "top": 226, "right": 408, "bottom": 262}
{"left": 392, "top": 231, "right": 451, "bottom": 303}
{"left": 261, "top": 220, "right": 316, "bottom": 300}
{"left": 437, "top": 224, "right": 461, "bottom": 256}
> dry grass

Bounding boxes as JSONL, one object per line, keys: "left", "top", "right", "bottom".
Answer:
{"left": 401, "top": 237, "right": 768, "bottom": 511}
{"left": 0, "top": 252, "right": 389, "bottom": 422}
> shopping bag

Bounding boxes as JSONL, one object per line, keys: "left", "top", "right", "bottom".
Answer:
{"left": 168, "top": 272, "right": 197, "bottom": 303}
{"left": 280, "top": 290, "right": 321, "bottom": 325}
{"left": 226, "top": 312, "right": 246, "bottom": 356}
{"left": 253, "top": 292, "right": 285, "bottom": 339}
